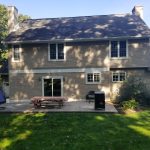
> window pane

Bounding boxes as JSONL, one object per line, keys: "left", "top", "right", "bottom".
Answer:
{"left": 94, "top": 73, "right": 100, "bottom": 82}
{"left": 113, "top": 73, "right": 119, "bottom": 82}
{"left": 119, "top": 41, "right": 126, "bottom": 57}
{"left": 111, "top": 41, "right": 118, "bottom": 57}
{"left": 120, "top": 72, "right": 126, "bottom": 81}
{"left": 87, "top": 73, "right": 93, "bottom": 82}
{"left": 58, "top": 44, "right": 64, "bottom": 59}
{"left": 50, "top": 44, "right": 56, "bottom": 59}
{"left": 13, "top": 45, "right": 20, "bottom": 60}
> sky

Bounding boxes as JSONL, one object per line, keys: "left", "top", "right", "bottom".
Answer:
{"left": 0, "top": 0, "right": 150, "bottom": 27}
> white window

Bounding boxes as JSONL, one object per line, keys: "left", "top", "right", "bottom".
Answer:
{"left": 12, "top": 45, "right": 21, "bottom": 62}
{"left": 110, "top": 41, "right": 127, "bottom": 58}
{"left": 48, "top": 43, "right": 64, "bottom": 61}
{"left": 86, "top": 72, "right": 101, "bottom": 84}
{"left": 112, "top": 72, "right": 126, "bottom": 82}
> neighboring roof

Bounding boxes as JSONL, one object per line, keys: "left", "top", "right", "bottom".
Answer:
{"left": 0, "top": 61, "right": 8, "bottom": 74}
{"left": 4, "top": 14, "right": 150, "bottom": 43}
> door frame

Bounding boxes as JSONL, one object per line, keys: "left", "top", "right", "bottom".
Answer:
{"left": 42, "top": 76, "right": 63, "bottom": 97}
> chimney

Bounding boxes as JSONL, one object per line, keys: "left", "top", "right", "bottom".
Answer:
{"left": 7, "top": 6, "right": 18, "bottom": 33}
{"left": 132, "top": 6, "right": 144, "bottom": 19}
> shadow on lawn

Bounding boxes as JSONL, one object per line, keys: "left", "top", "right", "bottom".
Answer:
{"left": 0, "top": 111, "right": 150, "bottom": 150}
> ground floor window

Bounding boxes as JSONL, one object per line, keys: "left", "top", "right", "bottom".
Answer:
{"left": 86, "top": 72, "right": 101, "bottom": 84}
{"left": 112, "top": 72, "right": 126, "bottom": 82}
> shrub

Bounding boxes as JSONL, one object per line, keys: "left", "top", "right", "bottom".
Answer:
{"left": 122, "top": 99, "right": 139, "bottom": 110}
{"left": 118, "top": 76, "right": 150, "bottom": 106}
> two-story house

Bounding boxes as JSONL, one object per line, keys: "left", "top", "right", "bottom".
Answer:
{"left": 4, "top": 6, "right": 150, "bottom": 102}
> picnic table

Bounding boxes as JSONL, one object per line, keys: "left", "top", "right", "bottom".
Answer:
{"left": 31, "top": 96, "right": 67, "bottom": 108}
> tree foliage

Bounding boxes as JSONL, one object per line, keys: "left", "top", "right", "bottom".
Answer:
{"left": 0, "top": 4, "right": 8, "bottom": 61}
{"left": 118, "top": 76, "right": 150, "bottom": 106}
{"left": 18, "top": 14, "right": 31, "bottom": 23}
{"left": 0, "top": 4, "right": 31, "bottom": 86}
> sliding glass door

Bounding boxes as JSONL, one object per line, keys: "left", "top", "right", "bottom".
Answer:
{"left": 43, "top": 77, "right": 62, "bottom": 97}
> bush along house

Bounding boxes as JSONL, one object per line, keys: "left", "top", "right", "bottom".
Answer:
{"left": 3, "top": 6, "right": 150, "bottom": 102}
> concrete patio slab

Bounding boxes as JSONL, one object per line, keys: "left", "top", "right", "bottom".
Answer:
{"left": 0, "top": 100, "right": 118, "bottom": 113}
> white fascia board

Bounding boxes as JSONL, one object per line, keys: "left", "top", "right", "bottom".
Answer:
{"left": 10, "top": 67, "right": 110, "bottom": 74}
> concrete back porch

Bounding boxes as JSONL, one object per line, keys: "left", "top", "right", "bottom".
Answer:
{"left": 0, "top": 100, "right": 117, "bottom": 113}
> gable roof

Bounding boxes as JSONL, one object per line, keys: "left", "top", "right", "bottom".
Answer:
{"left": 4, "top": 14, "right": 150, "bottom": 43}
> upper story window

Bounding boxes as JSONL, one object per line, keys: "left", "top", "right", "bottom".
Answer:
{"left": 112, "top": 72, "right": 126, "bottom": 82}
{"left": 48, "top": 43, "right": 64, "bottom": 61}
{"left": 110, "top": 41, "right": 127, "bottom": 58}
{"left": 12, "top": 45, "right": 21, "bottom": 62}
{"left": 86, "top": 72, "right": 101, "bottom": 84}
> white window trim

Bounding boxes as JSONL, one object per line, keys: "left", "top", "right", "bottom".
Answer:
{"left": 42, "top": 76, "right": 63, "bottom": 97}
{"left": 112, "top": 72, "right": 126, "bottom": 82}
{"left": 48, "top": 43, "right": 66, "bottom": 61}
{"left": 12, "top": 44, "right": 22, "bottom": 62}
{"left": 109, "top": 40, "right": 128, "bottom": 59}
{"left": 85, "top": 72, "right": 101, "bottom": 84}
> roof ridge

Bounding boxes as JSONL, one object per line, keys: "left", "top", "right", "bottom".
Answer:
{"left": 26, "top": 13, "right": 131, "bottom": 21}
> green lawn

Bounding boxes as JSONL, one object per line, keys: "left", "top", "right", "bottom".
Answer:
{"left": 0, "top": 110, "right": 150, "bottom": 150}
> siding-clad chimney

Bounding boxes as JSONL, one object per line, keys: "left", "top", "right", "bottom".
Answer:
{"left": 7, "top": 6, "right": 18, "bottom": 33}
{"left": 132, "top": 6, "right": 144, "bottom": 19}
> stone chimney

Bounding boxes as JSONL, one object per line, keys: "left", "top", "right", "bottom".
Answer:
{"left": 7, "top": 6, "right": 18, "bottom": 33}
{"left": 132, "top": 6, "right": 144, "bottom": 19}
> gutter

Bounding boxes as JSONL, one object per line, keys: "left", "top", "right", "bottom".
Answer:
{"left": 3, "top": 35, "right": 150, "bottom": 44}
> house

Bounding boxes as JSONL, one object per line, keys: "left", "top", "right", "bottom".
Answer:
{"left": 4, "top": 6, "right": 150, "bottom": 102}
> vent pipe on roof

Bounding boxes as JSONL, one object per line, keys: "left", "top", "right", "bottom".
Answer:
{"left": 132, "top": 6, "right": 144, "bottom": 19}
{"left": 7, "top": 6, "right": 18, "bottom": 33}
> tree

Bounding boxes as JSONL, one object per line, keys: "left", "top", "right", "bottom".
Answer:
{"left": 0, "top": 4, "right": 8, "bottom": 61}
{"left": 18, "top": 14, "right": 31, "bottom": 23}
{"left": 0, "top": 4, "right": 30, "bottom": 87}
{"left": 118, "top": 76, "right": 150, "bottom": 106}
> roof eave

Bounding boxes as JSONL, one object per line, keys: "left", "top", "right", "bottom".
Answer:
{"left": 3, "top": 35, "right": 150, "bottom": 44}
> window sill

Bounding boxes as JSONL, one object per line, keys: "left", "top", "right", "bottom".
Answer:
{"left": 48, "top": 59, "right": 66, "bottom": 62}
{"left": 110, "top": 57, "right": 128, "bottom": 60}
{"left": 12, "top": 59, "right": 22, "bottom": 62}
{"left": 86, "top": 82, "right": 101, "bottom": 85}
{"left": 112, "top": 81, "right": 124, "bottom": 83}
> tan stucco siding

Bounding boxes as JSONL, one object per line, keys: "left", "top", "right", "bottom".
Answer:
{"left": 9, "top": 39, "right": 150, "bottom": 71}
{"left": 9, "top": 41, "right": 110, "bottom": 70}
{"left": 9, "top": 71, "right": 110, "bottom": 101}
{"left": 110, "top": 38, "right": 150, "bottom": 68}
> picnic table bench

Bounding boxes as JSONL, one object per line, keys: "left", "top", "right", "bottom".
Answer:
{"left": 31, "top": 96, "right": 67, "bottom": 108}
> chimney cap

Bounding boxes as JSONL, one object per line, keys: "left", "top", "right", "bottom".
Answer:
{"left": 7, "top": 6, "right": 18, "bottom": 12}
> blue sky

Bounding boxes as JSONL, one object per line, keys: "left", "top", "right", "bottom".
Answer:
{"left": 1, "top": 0, "right": 150, "bottom": 27}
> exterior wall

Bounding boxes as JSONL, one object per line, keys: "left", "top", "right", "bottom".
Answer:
{"left": 110, "top": 38, "right": 150, "bottom": 68}
{"left": 8, "top": 38, "right": 150, "bottom": 101}
{"left": 9, "top": 38, "right": 150, "bottom": 71}
{"left": 9, "top": 71, "right": 110, "bottom": 101}
{"left": 9, "top": 41, "right": 110, "bottom": 70}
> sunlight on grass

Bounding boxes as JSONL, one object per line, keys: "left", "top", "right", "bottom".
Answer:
{"left": 34, "top": 113, "right": 46, "bottom": 117}
{"left": 0, "top": 138, "right": 12, "bottom": 149}
{"left": 11, "top": 115, "right": 27, "bottom": 125}
{"left": 16, "top": 130, "right": 32, "bottom": 140}
{"left": 95, "top": 115, "right": 105, "bottom": 121}
{"left": 0, "top": 130, "right": 32, "bottom": 149}
{"left": 128, "top": 125, "right": 150, "bottom": 137}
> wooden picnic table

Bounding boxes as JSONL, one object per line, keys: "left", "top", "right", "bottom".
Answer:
{"left": 31, "top": 96, "right": 67, "bottom": 108}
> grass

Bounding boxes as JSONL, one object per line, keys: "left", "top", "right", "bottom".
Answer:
{"left": 0, "top": 110, "right": 150, "bottom": 150}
